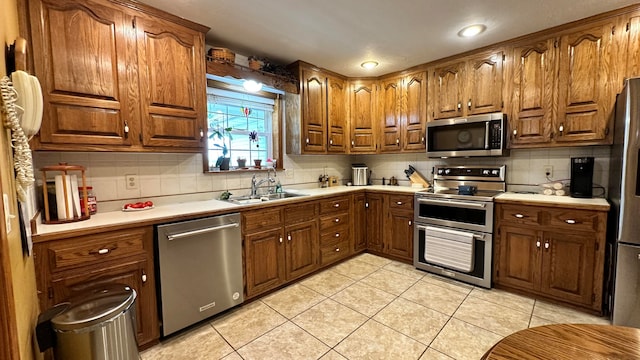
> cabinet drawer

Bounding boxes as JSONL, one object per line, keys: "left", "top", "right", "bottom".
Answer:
{"left": 48, "top": 228, "right": 148, "bottom": 272}
{"left": 388, "top": 195, "right": 414, "bottom": 211}
{"left": 498, "top": 204, "right": 541, "bottom": 226}
{"left": 320, "top": 212, "right": 350, "bottom": 230}
{"left": 320, "top": 237, "right": 350, "bottom": 265}
{"left": 285, "top": 203, "right": 318, "bottom": 224}
{"left": 548, "top": 208, "right": 602, "bottom": 233}
{"left": 320, "top": 225, "right": 350, "bottom": 244}
{"left": 243, "top": 208, "right": 283, "bottom": 232}
{"left": 319, "top": 196, "right": 350, "bottom": 214}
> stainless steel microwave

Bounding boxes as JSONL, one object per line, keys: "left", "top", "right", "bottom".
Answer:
{"left": 426, "top": 112, "right": 508, "bottom": 158}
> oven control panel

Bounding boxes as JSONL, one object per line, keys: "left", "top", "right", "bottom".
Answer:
{"left": 433, "top": 165, "right": 505, "bottom": 181}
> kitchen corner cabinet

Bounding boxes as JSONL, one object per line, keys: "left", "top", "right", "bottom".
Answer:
{"left": 243, "top": 203, "right": 319, "bottom": 299}
{"left": 29, "top": 0, "right": 208, "bottom": 152}
{"left": 286, "top": 63, "right": 348, "bottom": 154}
{"left": 494, "top": 203, "right": 607, "bottom": 313}
{"left": 349, "top": 79, "right": 378, "bottom": 153}
{"left": 430, "top": 50, "right": 504, "bottom": 121}
{"left": 379, "top": 71, "right": 427, "bottom": 152}
{"left": 33, "top": 227, "right": 159, "bottom": 347}
{"left": 364, "top": 192, "right": 414, "bottom": 263}
{"left": 509, "top": 20, "right": 616, "bottom": 148}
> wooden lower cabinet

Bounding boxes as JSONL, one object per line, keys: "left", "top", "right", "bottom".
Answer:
{"left": 365, "top": 193, "right": 385, "bottom": 253}
{"left": 363, "top": 192, "right": 414, "bottom": 263}
{"left": 386, "top": 209, "right": 413, "bottom": 260}
{"left": 244, "top": 228, "right": 286, "bottom": 298}
{"left": 285, "top": 220, "right": 319, "bottom": 279}
{"left": 352, "top": 193, "right": 367, "bottom": 252}
{"left": 494, "top": 202, "right": 607, "bottom": 312}
{"left": 33, "top": 227, "right": 159, "bottom": 348}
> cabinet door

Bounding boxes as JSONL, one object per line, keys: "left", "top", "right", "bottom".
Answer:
{"left": 509, "top": 39, "right": 556, "bottom": 146}
{"left": 365, "top": 193, "right": 385, "bottom": 252}
{"left": 301, "top": 69, "right": 327, "bottom": 153}
{"left": 349, "top": 80, "right": 377, "bottom": 152}
{"left": 353, "top": 193, "right": 367, "bottom": 252}
{"left": 496, "top": 225, "right": 540, "bottom": 291}
{"left": 327, "top": 75, "right": 348, "bottom": 153}
{"left": 556, "top": 22, "right": 614, "bottom": 144}
{"left": 50, "top": 259, "right": 158, "bottom": 346}
{"left": 135, "top": 15, "right": 206, "bottom": 148}
{"left": 467, "top": 51, "right": 504, "bottom": 115}
{"left": 30, "top": 0, "right": 135, "bottom": 146}
{"left": 540, "top": 231, "right": 596, "bottom": 306}
{"left": 245, "top": 228, "right": 285, "bottom": 298}
{"left": 624, "top": 14, "right": 640, "bottom": 80}
{"left": 284, "top": 221, "right": 319, "bottom": 280}
{"left": 379, "top": 77, "right": 403, "bottom": 152}
{"left": 432, "top": 61, "right": 465, "bottom": 120}
{"left": 403, "top": 72, "right": 427, "bottom": 151}
{"left": 386, "top": 210, "right": 413, "bottom": 261}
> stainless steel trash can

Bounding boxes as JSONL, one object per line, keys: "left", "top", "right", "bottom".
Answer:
{"left": 50, "top": 284, "right": 138, "bottom": 360}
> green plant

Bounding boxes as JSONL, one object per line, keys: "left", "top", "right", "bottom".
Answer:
{"left": 209, "top": 126, "right": 233, "bottom": 166}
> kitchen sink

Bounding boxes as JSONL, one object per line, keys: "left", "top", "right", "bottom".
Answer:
{"left": 225, "top": 192, "right": 306, "bottom": 204}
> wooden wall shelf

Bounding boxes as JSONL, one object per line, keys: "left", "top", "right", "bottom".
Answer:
{"left": 206, "top": 57, "right": 299, "bottom": 94}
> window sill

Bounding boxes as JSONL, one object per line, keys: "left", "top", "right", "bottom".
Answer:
{"left": 206, "top": 166, "right": 282, "bottom": 174}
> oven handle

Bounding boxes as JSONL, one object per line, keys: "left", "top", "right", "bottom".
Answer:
{"left": 416, "top": 224, "right": 485, "bottom": 241}
{"left": 417, "top": 198, "right": 487, "bottom": 209}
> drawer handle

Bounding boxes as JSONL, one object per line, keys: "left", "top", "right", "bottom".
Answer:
{"left": 90, "top": 247, "right": 116, "bottom": 255}
{"left": 335, "top": 233, "right": 340, "bottom": 238}
{"left": 334, "top": 203, "right": 340, "bottom": 208}
{"left": 396, "top": 201, "right": 402, "bottom": 205}
{"left": 514, "top": 214, "right": 525, "bottom": 219}
{"left": 335, "top": 218, "right": 340, "bottom": 223}
{"left": 565, "top": 219, "right": 577, "bottom": 224}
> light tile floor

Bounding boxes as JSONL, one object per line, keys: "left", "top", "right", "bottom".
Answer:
{"left": 141, "top": 253, "right": 610, "bottom": 360}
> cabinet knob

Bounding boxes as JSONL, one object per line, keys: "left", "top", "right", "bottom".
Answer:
{"left": 558, "top": 124, "right": 564, "bottom": 135}
{"left": 98, "top": 248, "right": 110, "bottom": 254}
{"left": 287, "top": 234, "right": 292, "bottom": 241}
{"left": 306, "top": 138, "right": 310, "bottom": 144}
{"left": 396, "top": 138, "right": 400, "bottom": 145}
{"left": 565, "top": 219, "right": 576, "bottom": 224}
{"left": 335, "top": 248, "right": 340, "bottom": 252}
{"left": 467, "top": 99, "right": 472, "bottom": 110}
{"left": 514, "top": 213, "right": 525, "bottom": 218}
{"left": 544, "top": 241, "right": 550, "bottom": 249}
{"left": 142, "top": 274, "right": 147, "bottom": 283}
{"left": 334, "top": 203, "right": 340, "bottom": 208}
{"left": 335, "top": 218, "right": 340, "bottom": 223}
{"left": 329, "top": 139, "right": 333, "bottom": 145}
{"left": 421, "top": 136, "right": 425, "bottom": 144}
{"left": 457, "top": 102, "right": 462, "bottom": 110}
{"left": 124, "top": 121, "right": 129, "bottom": 137}
{"left": 335, "top": 233, "right": 340, "bottom": 238}
{"left": 409, "top": 220, "right": 412, "bottom": 226}
{"left": 199, "top": 128, "right": 204, "bottom": 139}
{"left": 396, "top": 201, "right": 402, "bottom": 205}
{"left": 351, "top": 140, "right": 355, "bottom": 147}
{"left": 279, "top": 237, "right": 283, "bottom": 243}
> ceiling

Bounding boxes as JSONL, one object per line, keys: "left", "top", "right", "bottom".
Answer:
{"left": 140, "top": 0, "right": 638, "bottom": 77}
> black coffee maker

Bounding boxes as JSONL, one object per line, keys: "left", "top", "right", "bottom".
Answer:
{"left": 570, "top": 157, "right": 594, "bottom": 198}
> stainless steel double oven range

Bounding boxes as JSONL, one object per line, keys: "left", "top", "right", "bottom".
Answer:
{"left": 414, "top": 165, "right": 505, "bottom": 288}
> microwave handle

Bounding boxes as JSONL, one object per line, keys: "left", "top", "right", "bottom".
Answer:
{"left": 484, "top": 121, "right": 490, "bottom": 149}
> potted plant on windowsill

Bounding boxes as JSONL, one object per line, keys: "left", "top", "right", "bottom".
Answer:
{"left": 209, "top": 126, "right": 233, "bottom": 170}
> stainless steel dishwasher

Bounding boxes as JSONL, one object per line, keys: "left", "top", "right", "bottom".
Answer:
{"left": 156, "top": 213, "right": 243, "bottom": 336}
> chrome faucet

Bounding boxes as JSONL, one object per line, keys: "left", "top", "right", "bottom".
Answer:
{"left": 251, "top": 170, "right": 276, "bottom": 198}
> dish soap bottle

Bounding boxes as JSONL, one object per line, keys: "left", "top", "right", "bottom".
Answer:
{"left": 275, "top": 180, "right": 283, "bottom": 194}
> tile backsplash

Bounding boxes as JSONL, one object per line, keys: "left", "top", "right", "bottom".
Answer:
{"left": 34, "top": 145, "right": 610, "bottom": 211}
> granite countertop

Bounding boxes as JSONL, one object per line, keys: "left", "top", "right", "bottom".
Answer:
{"left": 33, "top": 185, "right": 424, "bottom": 239}
{"left": 33, "top": 185, "right": 609, "bottom": 239}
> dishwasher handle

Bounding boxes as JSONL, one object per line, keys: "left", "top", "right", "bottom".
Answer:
{"left": 167, "top": 222, "right": 239, "bottom": 241}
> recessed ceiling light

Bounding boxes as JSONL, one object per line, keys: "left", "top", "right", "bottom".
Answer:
{"left": 458, "top": 24, "right": 487, "bottom": 38}
{"left": 360, "top": 61, "right": 379, "bottom": 69}
{"left": 243, "top": 80, "right": 263, "bottom": 92}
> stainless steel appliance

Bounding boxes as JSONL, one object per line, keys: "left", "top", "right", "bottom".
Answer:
{"left": 157, "top": 213, "right": 243, "bottom": 336}
{"left": 426, "top": 112, "right": 508, "bottom": 158}
{"left": 352, "top": 163, "right": 369, "bottom": 186}
{"left": 570, "top": 156, "right": 595, "bottom": 198}
{"left": 610, "top": 77, "right": 640, "bottom": 326}
{"left": 414, "top": 165, "right": 505, "bottom": 288}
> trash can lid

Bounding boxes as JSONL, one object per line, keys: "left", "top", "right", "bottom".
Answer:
{"left": 52, "top": 284, "right": 136, "bottom": 331}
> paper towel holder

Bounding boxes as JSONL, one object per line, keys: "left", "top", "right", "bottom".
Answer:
{"left": 41, "top": 163, "right": 90, "bottom": 224}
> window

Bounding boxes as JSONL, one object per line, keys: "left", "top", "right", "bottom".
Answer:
{"left": 206, "top": 78, "right": 280, "bottom": 170}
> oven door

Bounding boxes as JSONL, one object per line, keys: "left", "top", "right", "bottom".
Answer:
{"left": 414, "top": 224, "right": 492, "bottom": 288}
{"left": 415, "top": 196, "right": 493, "bottom": 233}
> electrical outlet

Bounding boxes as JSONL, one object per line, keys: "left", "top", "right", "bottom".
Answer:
{"left": 125, "top": 174, "right": 139, "bottom": 190}
{"left": 543, "top": 165, "right": 553, "bottom": 178}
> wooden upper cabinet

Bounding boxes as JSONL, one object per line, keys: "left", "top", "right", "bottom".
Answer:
{"left": 556, "top": 22, "right": 614, "bottom": 145}
{"left": 509, "top": 38, "right": 556, "bottom": 146}
{"left": 30, "top": 0, "right": 135, "bottom": 146}
{"left": 403, "top": 71, "right": 427, "bottom": 150}
{"left": 379, "top": 77, "right": 403, "bottom": 152}
{"left": 327, "top": 75, "right": 348, "bottom": 153}
{"left": 431, "top": 51, "right": 504, "bottom": 120}
{"left": 29, "top": 0, "right": 209, "bottom": 152}
{"left": 300, "top": 68, "right": 327, "bottom": 152}
{"left": 432, "top": 61, "right": 466, "bottom": 120}
{"left": 349, "top": 80, "right": 377, "bottom": 153}
{"left": 135, "top": 15, "right": 206, "bottom": 148}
